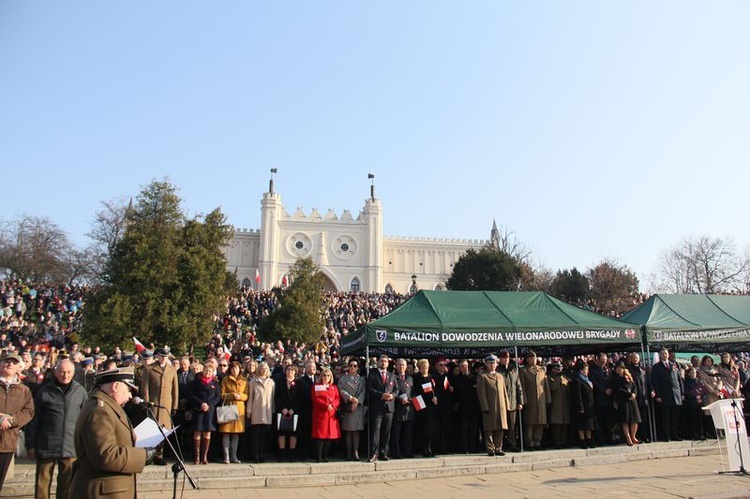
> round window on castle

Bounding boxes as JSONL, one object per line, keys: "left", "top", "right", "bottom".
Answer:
{"left": 295, "top": 241, "right": 304, "bottom": 250}
{"left": 340, "top": 243, "right": 349, "bottom": 252}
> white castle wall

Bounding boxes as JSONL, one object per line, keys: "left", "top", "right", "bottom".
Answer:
{"left": 224, "top": 191, "right": 484, "bottom": 293}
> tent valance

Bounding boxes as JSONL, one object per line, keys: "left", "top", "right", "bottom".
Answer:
{"left": 340, "top": 290, "right": 642, "bottom": 357}
{"left": 620, "top": 294, "right": 750, "bottom": 352}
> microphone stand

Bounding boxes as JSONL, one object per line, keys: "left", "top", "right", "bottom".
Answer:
{"left": 718, "top": 390, "right": 749, "bottom": 476}
{"left": 143, "top": 405, "right": 199, "bottom": 497}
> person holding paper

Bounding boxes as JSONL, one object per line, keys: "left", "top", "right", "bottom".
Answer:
{"left": 337, "top": 358, "right": 365, "bottom": 461}
{"left": 70, "top": 367, "right": 155, "bottom": 498}
{"left": 274, "top": 364, "right": 301, "bottom": 461}
{"left": 412, "top": 358, "right": 439, "bottom": 457}
{"left": 476, "top": 354, "right": 509, "bottom": 456}
{"left": 311, "top": 367, "right": 341, "bottom": 462}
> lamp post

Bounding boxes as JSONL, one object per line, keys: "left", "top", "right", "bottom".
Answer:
{"left": 410, "top": 274, "right": 418, "bottom": 294}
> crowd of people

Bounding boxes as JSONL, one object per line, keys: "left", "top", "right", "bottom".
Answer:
{"left": 3, "top": 278, "right": 750, "bottom": 495}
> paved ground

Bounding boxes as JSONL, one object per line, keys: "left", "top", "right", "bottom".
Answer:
{"left": 131, "top": 454, "right": 750, "bottom": 499}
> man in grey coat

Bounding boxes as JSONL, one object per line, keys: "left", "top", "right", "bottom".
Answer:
{"left": 25, "top": 359, "right": 87, "bottom": 499}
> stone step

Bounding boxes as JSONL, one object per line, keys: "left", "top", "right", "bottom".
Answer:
{"left": 2, "top": 440, "right": 721, "bottom": 497}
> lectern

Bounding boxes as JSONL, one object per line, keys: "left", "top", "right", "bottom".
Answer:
{"left": 704, "top": 398, "right": 750, "bottom": 474}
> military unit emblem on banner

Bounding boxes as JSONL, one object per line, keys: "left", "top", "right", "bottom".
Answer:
{"left": 376, "top": 330, "right": 387, "bottom": 342}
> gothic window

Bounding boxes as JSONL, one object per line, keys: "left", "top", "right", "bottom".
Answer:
{"left": 385, "top": 284, "right": 394, "bottom": 294}
{"left": 350, "top": 277, "right": 360, "bottom": 292}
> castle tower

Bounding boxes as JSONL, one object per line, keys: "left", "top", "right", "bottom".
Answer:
{"left": 258, "top": 184, "right": 282, "bottom": 289}
{"left": 362, "top": 196, "right": 383, "bottom": 292}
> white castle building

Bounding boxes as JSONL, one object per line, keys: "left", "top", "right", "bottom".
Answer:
{"left": 224, "top": 176, "right": 488, "bottom": 293}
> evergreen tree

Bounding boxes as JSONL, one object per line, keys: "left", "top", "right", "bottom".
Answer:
{"left": 550, "top": 267, "right": 590, "bottom": 303}
{"left": 257, "top": 257, "right": 325, "bottom": 345}
{"left": 83, "top": 180, "right": 234, "bottom": 353}
{"left": 446, "top": 247, "right": 524, "bottom": 291}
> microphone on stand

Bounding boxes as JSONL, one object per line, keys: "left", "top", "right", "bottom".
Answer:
{"left": 131, "top": 397, "right": 167, "bottom": 409}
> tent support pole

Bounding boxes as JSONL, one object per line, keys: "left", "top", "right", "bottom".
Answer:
{"left": 644, "top": 335, "right": 657, "bottom": 444}
{"left": 366, "top": 344, "right": 371, "bottom": 460}
{"left": 515, "top": 344, "right": 523, "bottom": 453}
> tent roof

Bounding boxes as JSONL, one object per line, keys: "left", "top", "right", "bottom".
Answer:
{"left": 620, "top": 294, "right": 750, "bottom": 352}
{"left": 340, "top": 290, "right": 641, "bottom": 356}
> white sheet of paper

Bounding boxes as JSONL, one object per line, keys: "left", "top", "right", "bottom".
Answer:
{"left": 134, "top": 418, "right": 177, "bottom": 448}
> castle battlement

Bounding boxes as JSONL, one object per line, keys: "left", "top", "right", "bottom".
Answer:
{"left": 385, "top": 235, "right": 486, "bottom": 245}
{"left": 282, "top": 206, "right": 363, "bottom": 223}
{"left": 235, "top": 228, "right": 261, "bottom": 235}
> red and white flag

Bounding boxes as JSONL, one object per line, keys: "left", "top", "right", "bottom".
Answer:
{"left": 281, "top": 275, "right": 288, "bottom": 287}
{"left": 133, "top": 337, "right": 146, "bottom": 354}
{"left": 421, "top": 382, "right": 432, "bottom": 393}
{"left": 255, "top": 269, "right": 261, "bottom": 284}
{"left": 412, "top": 394, "right": 427, "bottom": 411}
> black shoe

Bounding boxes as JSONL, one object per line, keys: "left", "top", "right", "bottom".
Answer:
{"left": 487, "top": 452, "right": 495, "bottom": 457}
{"left": 495, "top": 450, "right": 505, "bottom": 456}
{"left": 403, "top": 453, "right": 414, "bottom": 459}
{"left": 379, "top": 454, "right": 389, "bottom": 461}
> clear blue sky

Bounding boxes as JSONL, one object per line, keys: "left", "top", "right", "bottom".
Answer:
{"left": 2, "top": 2, "right": 748, "bottom": 290}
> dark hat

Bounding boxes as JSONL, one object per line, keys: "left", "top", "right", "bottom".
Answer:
{"left": 141, "top": 350, "right": 153, "bottom": 358}
{"left": 484, "top": 354, "right": 499, "bottom": 363}
{"left": 498, "top": 351, "right": 511, "bottom": 358}
{"left": 154, "top": 348, "right": 169, "bottom": 357}
{"left": 81, "top": 357, "right": 94, "bottom": 366}
{"left": 1, "top": 352, "right": 22, "bottom": 363}
{"left": 614, "top": 360, "right": 627, "bottom": 369}
{"left": 95, "top": 367, "right": 138, "bottom": 392}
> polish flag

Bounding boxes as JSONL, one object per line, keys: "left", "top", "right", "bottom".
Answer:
{"left": 412, "top": 395, "right": 427, "bottom": 411}
{"left": 133, "top": 337, "right": 146, "bottom": 354}
{"left": 255, "top": 269, "right": 261, "bottom": 284}
{"left": 281, "top": 275, "right": 288, "bottom": 287}
{"left": 421, "top": 382, "right": 432, "bottom": 393}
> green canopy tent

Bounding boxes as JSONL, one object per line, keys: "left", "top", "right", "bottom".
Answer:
{"left": 620, "top": 294, "right": 750, "bottom": 353}
{"left": 340, "top": 290, "right": 642, "bottom": 357}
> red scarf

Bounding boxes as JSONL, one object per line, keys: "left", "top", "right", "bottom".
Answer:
{"left": 199, "top": 373, "right": 215, "bottom": 385}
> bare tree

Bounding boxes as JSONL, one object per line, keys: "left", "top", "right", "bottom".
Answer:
{"left": 658, "top": 236, "right": 749, "bottom": 294}
{"left": 489, "top": 222, "right": 533, "bottom": 264}
{"left": 85, "top": 198, "right": 129, "bottom": 280}
{"left": 0, "top": 215, "right": 75, "bottom": 281}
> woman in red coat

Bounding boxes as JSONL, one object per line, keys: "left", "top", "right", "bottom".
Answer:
{"left": 311, "top": 367, "right": 341, "bottom": 462}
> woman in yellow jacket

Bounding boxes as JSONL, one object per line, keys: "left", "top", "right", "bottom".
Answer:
{"left": 219, "top": 361, "right": 249, "bottom": 463}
